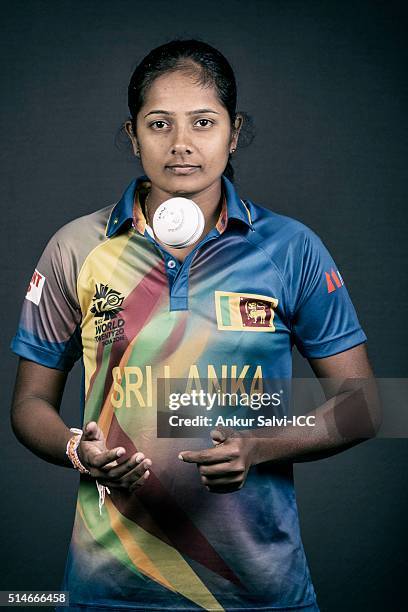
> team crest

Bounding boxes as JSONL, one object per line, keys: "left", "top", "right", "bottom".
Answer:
{"left": 215, "top": 291, "right": 278, "bottom": 332}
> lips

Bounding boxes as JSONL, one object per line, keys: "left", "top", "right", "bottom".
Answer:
{"left": 166, "top": 165, "right": 200, "bottom": 175}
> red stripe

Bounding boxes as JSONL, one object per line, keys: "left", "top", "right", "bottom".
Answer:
{"left": 155, "top": 312, "right": 188, "bottom": 363}
{"left": 98, "top": 262, "right": 168, "bottom": 407}
{"left": 106, "top": 414, "right": 245, "bottom": 589}
{"left": 86, "top": 263, "right": 166, "bottom": 402}
{"left": 325, "top": 271, "right": 336, "bottom": 293}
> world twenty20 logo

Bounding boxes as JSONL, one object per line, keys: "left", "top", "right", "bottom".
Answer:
{"left": 90, "top": 283, "right": 124, "bottom": 321}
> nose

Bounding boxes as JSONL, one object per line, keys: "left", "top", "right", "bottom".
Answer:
{"left": 170, "top": 124, "right": 193, "bottom": 155}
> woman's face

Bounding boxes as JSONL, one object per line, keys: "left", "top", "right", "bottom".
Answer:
{"left": 127, "top": 71, "right": 241, "bottom": 196}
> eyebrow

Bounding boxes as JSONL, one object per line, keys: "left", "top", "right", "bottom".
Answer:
{"left": 144, "top": 108, "right": 220, "bottom": 118}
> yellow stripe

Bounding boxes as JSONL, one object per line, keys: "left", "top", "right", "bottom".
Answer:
{"left": 158, "top": 314, "right": 212, "bottom": 379}
{"left": 229, "top": 295, "right": 243, "bottom": 327}
{"left": 98, "top": 331, "right": 140, "bottom": 437}
{"left": 79, "top": 232, "right": 158, "bottom": 397}
{"left": 104, "top": 495, "right": 225, "bottom": 610}
{"left": 104, "top": 496, "right": 175, "bottom": 591}
{"left": 78, "top": 232, "right": 132, "bottom": 396}
{"left": 240, "top": 199, "right": 253, "bottom": 226}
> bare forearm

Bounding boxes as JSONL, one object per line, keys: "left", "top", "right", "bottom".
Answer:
{"left": 251, "top": 387, "right": 381, "bottom": 465}
{"left": 11, "top": 397, "right": 74, "bottom": 468}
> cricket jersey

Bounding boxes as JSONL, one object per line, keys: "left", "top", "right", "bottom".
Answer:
{"left": 11, "top": 174, "right": 367, "bottom": 611}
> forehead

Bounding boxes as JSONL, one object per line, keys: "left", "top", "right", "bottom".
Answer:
{"left": 142, "top": 71, "right": 224, "bottom": 111}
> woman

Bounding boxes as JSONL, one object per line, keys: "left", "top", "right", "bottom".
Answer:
{"left": 10, "top": 39, "right": 379, "bottom": 612}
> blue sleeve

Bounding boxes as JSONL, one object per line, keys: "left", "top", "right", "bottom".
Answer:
{"left": 290, "top": 229, "right": 367, "bottom": 358}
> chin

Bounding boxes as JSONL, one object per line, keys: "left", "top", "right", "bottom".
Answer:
{"left": 162, "top": 172, "right": 206, "bottom": 196}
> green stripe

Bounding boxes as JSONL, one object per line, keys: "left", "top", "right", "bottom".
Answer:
{"left": 84, "top": 341, "right": 113, "bottom": 420}
{"left": 78, "top": 480, "right": 148, "bottom": 581}
{"left": 220, "top": 296, "right": 231, "bottom": 326}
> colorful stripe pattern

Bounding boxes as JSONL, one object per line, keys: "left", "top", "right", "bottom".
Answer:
{"left": 11, "top": 174, "right": 367, "bottom": 611}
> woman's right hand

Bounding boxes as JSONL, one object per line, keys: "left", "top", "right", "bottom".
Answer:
{"left": 77, "top": 421, "right": 152, "bottom": 493}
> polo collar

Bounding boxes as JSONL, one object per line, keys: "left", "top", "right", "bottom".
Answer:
{"left": 105, "top": 174, "right": 253, "bottom": 238}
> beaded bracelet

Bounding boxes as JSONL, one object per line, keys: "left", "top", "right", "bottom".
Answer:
{"left": 65, "top": 428, "right": 91, "bottom": 475}
{"left": 66, "top": 427, "right": 111, "bottom": 515}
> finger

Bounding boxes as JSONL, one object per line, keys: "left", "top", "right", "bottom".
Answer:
{"left": 128, "top": 468, "right": 151, "bottom": 492}
{"left": 198, "top": 462, "right": 240, "bottom": 477}
{"left": 179, "top": 430, "right": 232, "bottom": 462}
{"left": 201, "top": 472, "right": 244, "bottom": 487}
{"left": 100, "top": 450, "right": 143, "bottom": 472}
{"left": 101, "top": 451, "right": 141, "bottom": 472}
{"left": 179, "top": 445, "right": 235, "bottom": 465}
{"left": 120, "top": 458, "right": 152, "bottom": 487}
{"left": 101, "top": 458, "right": 151, "bottom": 488}
{"left": 91, "top": 446, "right": 126, "bottom": 469}
{"left": 100, "top": 458, "right": 123, "bottom": 471}
{"left": 102, "top": 452, "right": 145, "bottom": 476}
{"left": 178, "top": 450, "right": 215, "bottom": 464}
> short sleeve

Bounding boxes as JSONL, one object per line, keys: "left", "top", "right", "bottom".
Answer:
{"left": 10, "top": 230, "right": 83, "bottom": 371}
{"left": 290, "top": 229, "right": 367, "bottom": 358}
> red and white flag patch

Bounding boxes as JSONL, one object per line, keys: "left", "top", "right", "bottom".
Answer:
{"left": 25, "top": 269, "right": 46, "bottom": 305}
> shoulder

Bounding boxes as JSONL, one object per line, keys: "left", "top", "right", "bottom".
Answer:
{"left": 243, "top": 200, "right": 338, "bottom": 306}
{"left": 245, "top": 199, "right": 325, "bottom": 258}
{"left": 41, "top": 204, "right": 113, "bottom": 267}
{"left": 33, "top": 204, "right": 114, "bottom": 290}
{"left": 51, "top": 204, "right": 112, "bottom": 250}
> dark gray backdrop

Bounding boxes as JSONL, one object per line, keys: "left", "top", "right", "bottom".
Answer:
{"left": 1, "top": 1, "right": 407, "bottom": 611}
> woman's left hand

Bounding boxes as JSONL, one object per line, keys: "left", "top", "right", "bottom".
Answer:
{"left": 178, "top": 427, "right": 258, "bottom": 493}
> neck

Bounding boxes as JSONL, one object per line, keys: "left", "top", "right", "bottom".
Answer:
{"left": 145, "top": 179, "right": 223, "bottom": 230}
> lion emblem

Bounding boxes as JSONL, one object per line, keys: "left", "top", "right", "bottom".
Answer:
{"left": 244, "top": 301, "right": 272, "bottom": 326}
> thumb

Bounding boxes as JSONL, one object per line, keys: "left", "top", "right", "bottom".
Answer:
{"left": 83, "top": 421, "right": 104, "bottom": 442}
{"left": 210, "top": 427, "right": 230, "bottom": 445}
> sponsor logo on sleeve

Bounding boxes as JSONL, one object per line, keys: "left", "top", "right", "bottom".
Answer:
{"left": 25, "top": 269, "right": 46, "bottom": 305}
{"left": 215, "top": 291, "right": 278, "bottom": 331}
{"left": 325, "top": 268, "right": 344, "bottom": 293}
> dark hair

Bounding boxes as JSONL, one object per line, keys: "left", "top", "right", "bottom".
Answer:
{"left": 120, "top": 38, "right": 254, "bottom": 183}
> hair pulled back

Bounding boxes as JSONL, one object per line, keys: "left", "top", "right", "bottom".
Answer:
{"left": 126, "top": 38, "right": 254, "bottom": 183}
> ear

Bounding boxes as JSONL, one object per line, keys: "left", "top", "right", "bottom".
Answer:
{"left": 124, "top": 120, "right": 140, "bottom": 157}
{"left": 230, "top": 113, "right": 243, "bottom": 152}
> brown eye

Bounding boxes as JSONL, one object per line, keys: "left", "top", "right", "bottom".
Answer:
{"left": 196, "top": 119, "right": 213, "bottom": 127}
{"left": 150, "top": 121, "right": 168, "bottom": 129}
